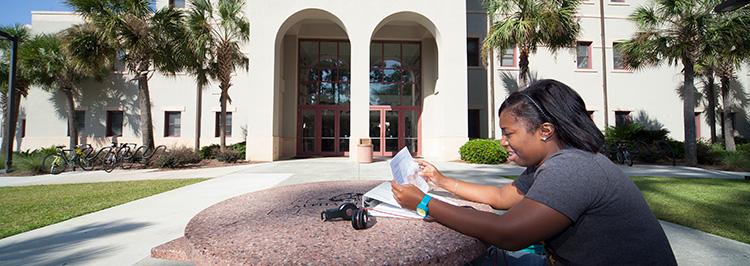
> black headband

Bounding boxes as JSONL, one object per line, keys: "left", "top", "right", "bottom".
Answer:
{"left": 520, "top": 91, "right": 553, "bottom": 123}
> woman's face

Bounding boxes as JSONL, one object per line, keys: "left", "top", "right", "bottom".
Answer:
{"left": 499, "top": 111, "right": 548, "bottom": 167}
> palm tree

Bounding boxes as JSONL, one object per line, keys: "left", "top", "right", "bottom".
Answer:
{"left": 618, "top": 0, "right": 715, "bottom": 166}
{"left": 482, "top": 0, "right": 582, "bottom": 89}
{"left": 0, "top": 24, "right": 32, "bottom": 157}
{"left": 695, "top": 65, "right": 718, "bottom": 143}
{"left": 703, "top": 7, "right": 750, "bottom": 152}
{"left": 185, "top": 0, "right": 249, "bottom": 152}
{"left": 65, "top": 0, "right": 187, "bottom": 149}
{"left": 184, "top": 0, "right": 215, "bottom": 151}
{"left": 21, "top": 25, "right": 113, "bottom": 149}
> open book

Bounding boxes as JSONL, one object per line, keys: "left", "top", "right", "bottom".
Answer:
{"left": 362, "top": 181, "right": 456, "bottom": 219}
{"left": 362, "top": 147, "right": 456, "bottom": 219}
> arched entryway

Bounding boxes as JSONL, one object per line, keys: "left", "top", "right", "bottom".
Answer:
{"left": 273, "top": 9, "right": 351, "bottom": 158}
{"left": 297, "top": 39, "right": 351, "bottom": 156}
{"left": 368, "top": 41, "right": 422, "bottom": 156}
{"left": 369, "top": 14, "right": 437, "bottom": 156}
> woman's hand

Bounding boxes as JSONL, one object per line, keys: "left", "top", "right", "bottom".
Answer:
{"left": 391, "top": 180, "right": 426, "bottom": 210}
{"left": 414, "top": 159, "right": 446, "bottom": 189}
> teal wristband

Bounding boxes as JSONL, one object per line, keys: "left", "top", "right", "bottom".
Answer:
{"left": 416, "top": 194, "right": 433, "bottom": 218}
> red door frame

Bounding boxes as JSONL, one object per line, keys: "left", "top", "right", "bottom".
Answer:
{"left": 369, "top": 106, "right": 421, "bottom": 157}
{"left": 297, "top": 105, "right": 351, "bottom": 156}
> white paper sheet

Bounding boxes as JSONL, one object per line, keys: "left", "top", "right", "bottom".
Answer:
{"left": 389, "top": 147, "right": 429, "bottom": 192}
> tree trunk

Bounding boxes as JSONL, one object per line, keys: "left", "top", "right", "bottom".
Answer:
{"left": 682, "top": 56, "right": 697, "bottom": 166}
{"left": 138, "top": 73, "right": 155, "bottom": 150}
{"left": 195, "top": 84, "right": 203, "bottom": 152}
{"left": 0, "top": 92, "right": 8, "bottom": 157}
{"left": 518, "top": 47, "right": 530, "bottom": 90}
{"left": 721, "top": 75, "right": 736, "bottom": 152}
{"left": 219, "top": 87, "right": 227, "bottom": 152}
{"left": 218, "top": 45, "right": 232, "bottom": 152}
{"left": 64, "top": 88, "right": 79, "bottom": 149}
{"left": 706, "top": 68, "right": 717, "bottom": 144}
{"left": 0, "top": 89, "right": 22, "bottom": 157}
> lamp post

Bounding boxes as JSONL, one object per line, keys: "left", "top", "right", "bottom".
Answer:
{"left": 715, "top": 0, "right": 750, "bottom": 12}
{"left": 0, "top": 30, "right": 18, "bottom": 172}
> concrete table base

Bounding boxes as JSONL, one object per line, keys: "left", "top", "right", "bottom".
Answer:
{"left": 153, "top": 180, "right": 491, "bottom": 265}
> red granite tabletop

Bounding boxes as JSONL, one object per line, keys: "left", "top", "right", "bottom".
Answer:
{"left": 182, "top": 180, "right": 491, "bottom": 265}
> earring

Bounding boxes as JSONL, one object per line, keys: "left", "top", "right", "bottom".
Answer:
{"left": 542, "top": 137, "right": 547, "bottom": 141}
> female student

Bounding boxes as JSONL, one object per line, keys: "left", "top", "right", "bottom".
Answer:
{"left": 391, "top": 79, "right": 677, "bottom": 265}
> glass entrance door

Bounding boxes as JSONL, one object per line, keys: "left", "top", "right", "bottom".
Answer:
{"left": 299, "top": 107, "right": 350, "bottom": 156}
{"left": 370, "top": 107, "right": 420, "bottom": 156}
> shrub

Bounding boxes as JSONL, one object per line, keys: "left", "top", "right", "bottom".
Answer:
{"left": 697, "top": 140, "right": 724, "bottom": 165}
{"left": 604, "top": 123, "right": 676, "bottom": 164}
{"left": 737, "top": 143, "right": 750, "bottom": 155}
{"left": 155, "top": 146, "right": 202, "bottom": 169}
{"left": 200, "top": 142, "right": 245, "bottom": 160}
{"left": 229, "top": 141, "right": 246, "bottom": 159}
{"left": 719, "top": 151, "right": 750, "bottom": 171}
{"left": 664, "top": 139, "right": 685, "bottom": 160}
{"left": 459, "top": 139, "right": 508, "bottom": 164}
{"left": 200, "top": 144, "right": 219, "bottom": 159}
{"left": 13, "top": 152, "right": 47, "bottom": 175}
{"left": 604, "top": 123, "right": 668, "bottom": 144}
{"left": 215, "top": 149, "right": 241, "bottom": 163}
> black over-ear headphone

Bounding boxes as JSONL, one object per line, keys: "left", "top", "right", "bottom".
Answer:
{"left": 321, "top": 203, "right": 369, "bottom": 230}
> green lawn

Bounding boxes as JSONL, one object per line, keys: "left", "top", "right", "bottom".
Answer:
{"left": 631, "top": 176, "right": 750, "bottom": 244}
{"left": 501, "top": 175, "right": 750, "bottom": 244}
{"left": 0, "top": 178, "right": 209, "bottom": 239}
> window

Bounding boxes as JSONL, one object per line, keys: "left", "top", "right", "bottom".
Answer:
{"left": 67, "top": 111, "right": 86, "bottom": 136}
{"left": 467, "top": 38, "right": 480, "bottom": 67}
{"left": 615, "top": 111, "right": 630, "bottom": 127}
{"left": 588, "top": 111, "right": 595, "bottom": 121}
{"left": 611, "top": 0, "right": 625, "bottom": 2}
{"left": 613, "top": 42, "right": 626, "bottom": 70}
{"left": 468, "top": 109, "right": 480, "bottom": 139}
{"left": 369, "top": 41, "right": 422, "bottom": 106}
{"left": 111, "top": 51, "right": 126, "bottom": 72}
{"left": 107, "top": 111, "right": 123, "bottom": 137}
{"left": 695, "top": 112, "right": 701, "bottom": 140}
{"left": 169, "top": 0, "right": 186, "bottom": 8}
{"left": 499, "top": 46, "right": 516, "bottom": 67}
{"left": 165, "top": 112, "right": 181, "bottom": 137}
{"left": 215, "top": 112, "right": 232, "bottom": 137}
{"left": 20, "top": 119, "right": 25, "bottom": 138}
{"left": 577, "top": 42, "right": 592, "bottom": 69}
{"left": 299, "top": 40, "right": 351, "bottom": 106}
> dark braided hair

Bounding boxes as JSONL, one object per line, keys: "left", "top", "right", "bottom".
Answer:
{"left": 499, "top": 79, "right": 604, "bottom": 153}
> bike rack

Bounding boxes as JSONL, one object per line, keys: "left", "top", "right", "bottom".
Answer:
{"left": 79, "top": 144, "right": 168, "bottom": 172}
{"left": 603, "top": 139, "right": 676, "bottom": 166}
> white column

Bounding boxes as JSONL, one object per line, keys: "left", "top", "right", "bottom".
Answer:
{"left": 348, "top": 32, "right": 371, "bottom": 162}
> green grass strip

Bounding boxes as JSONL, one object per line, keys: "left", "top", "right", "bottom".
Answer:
{"left": 503, "top": 175, "right": 749, "bottom": 244}
{"left": 0, "top": 178, "right": 209, "bottom": 239}
{"left": 631, "top": 176, "right": 750, "bottom": 244}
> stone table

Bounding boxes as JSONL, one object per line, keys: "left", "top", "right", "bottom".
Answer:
{"left": 152, "top": 180, "right": 493, "bottom": 265}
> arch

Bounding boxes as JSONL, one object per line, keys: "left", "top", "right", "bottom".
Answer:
{"left": 367, "top": 12, "right": 440, "bottom": 156}
{"left": 371, "top": 11, "right": 441, "bottom": 47}
{"left": 272, "top": 9, "right": 352, "bottom": 158}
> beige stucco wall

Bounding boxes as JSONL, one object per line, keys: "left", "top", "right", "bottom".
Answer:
{"left": 244, "top": 0, "right": 469, "bottom": 161}
{"left": 13, "top": 0, "right": 749, "bottom": 162}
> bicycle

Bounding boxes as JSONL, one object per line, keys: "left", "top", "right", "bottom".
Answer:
{"left": 102, "top": 142, "right": 134, "bottom": 173}
{"left": 615, "top": 141, "right": 633, "bottom": 167}
{"left": 42, "top": 144, "right": 95, "bottom": 174}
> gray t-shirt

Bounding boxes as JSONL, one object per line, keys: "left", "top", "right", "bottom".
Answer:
{"left": 514, "top": 147, "right": 677, "bottom": 266}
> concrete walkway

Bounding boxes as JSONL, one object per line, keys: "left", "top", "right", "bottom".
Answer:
{"left": 0, "top": 158, "right": 748, "bottom": 265}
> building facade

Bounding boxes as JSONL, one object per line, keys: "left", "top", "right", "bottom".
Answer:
{"left": 12, "top": 0, "right": 750, "bottom": 162}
